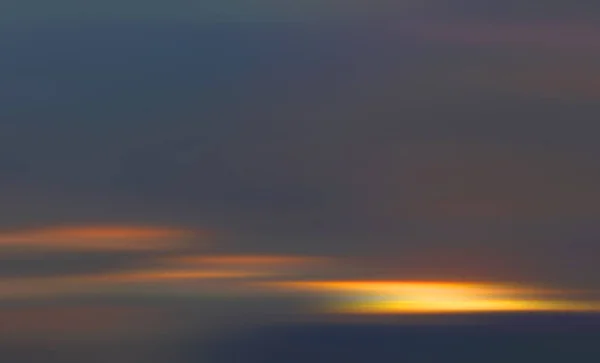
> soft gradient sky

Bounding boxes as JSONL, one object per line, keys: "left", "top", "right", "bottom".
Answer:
{"left": 0, "top": 1, "right": 599, "bottom": 357}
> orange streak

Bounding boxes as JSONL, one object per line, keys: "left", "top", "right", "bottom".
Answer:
{"left": 0, "top": 225, "right": 200, "bottom": 251}
{"left": 96, "top": 269, "right": 270, "bottom": 282}
{"left": 167, "top": 255, "right": 329, "bottom": 266}
{"left": 265, "top": 281, "right": 520, "bottom": 293}
{"left": 0, "top": 267, "right": 272, "bottom": 300}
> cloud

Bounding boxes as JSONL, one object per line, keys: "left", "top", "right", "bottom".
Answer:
{"left": 0, "top": 225, "right": 203, "bottom": 252}
{"left": 159, "top": 254, "right": 336, "bottom": 280}
{"left": 0, "top": 269, "right": 262, "bottom": 302}
{"left": 162, "top": 254, "right": 331, "bottom": 270}
{"left": 0, "top": 252, "right": 337, "bottom": 302}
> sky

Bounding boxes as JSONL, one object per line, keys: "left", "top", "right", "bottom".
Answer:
{"left": 0, "top": 0, "right": 600, "bottom": 360}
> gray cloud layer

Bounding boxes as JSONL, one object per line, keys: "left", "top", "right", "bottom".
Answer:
{"left": 0, "top": 18, "right": 599, "bottom": 289}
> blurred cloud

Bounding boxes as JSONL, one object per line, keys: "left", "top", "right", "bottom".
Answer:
{"left": 167, "top": 254, "right": 329, "bottom": 265}
{"left": 0, "top": 6, "right": 599, "bottom": 297}
{"left": 0, "top": 252, "right": 337, "bottom": 302}
{"left": 0, "top": 225, "right": 203, "bottom": 252}
{"left": 162, "top": 254, "right": 332, "bottom": 274}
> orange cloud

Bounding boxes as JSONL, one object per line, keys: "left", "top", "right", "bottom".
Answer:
{"left": 0, "top": 267, "right": 275, "bottom": 301}
{"left": 89, "top": 268, "right": 270, "bottom": 283}
{"left": 165, "top": 254, "right": 330, "bottom": 266}
{"left": 0, "top": 225, "right": 202, "bottom": 251}
{"left": 0, "top": 254, "right": 333, "bottom": 301}
{"left": 158, "top": 254, "right": 334, "bottom": 280}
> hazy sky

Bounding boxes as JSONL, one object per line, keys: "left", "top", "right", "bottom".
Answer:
{"left": 1, "top": 3, "right": 600, "bottom": 363}
{"left": 0, "top": 0, "right": 599, "bottom": 319}
{"left": 3, "top": 0, "right": 600, "bottom": 24}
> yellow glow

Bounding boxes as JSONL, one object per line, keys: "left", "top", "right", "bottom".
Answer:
{"left": 336, "top": 299, "right": 600, "bottom": 314}
{"left": 264, "top": 280, "right": 600, "bottom": 314}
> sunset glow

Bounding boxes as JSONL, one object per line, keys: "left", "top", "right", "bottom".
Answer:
{"left": 168, "top": 255, "right": 329, "bottom": 266}
{"left": 0, "top": 225, "right": 199, "bottom": 251}
{"left": 157, "top": 254, "right": 332, "bottom": 279}
{"left": 0, "top": 269, "right": 270, "bottom": 301}
{"left": 97, "top": 269, "right": 271, "bottom": 282}
{"left": 263, "top": 281, "right": 600, "bottom": 314}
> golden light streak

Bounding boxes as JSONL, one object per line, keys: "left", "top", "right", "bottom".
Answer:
{"left": 335, "top": 299, "right": 600, "bottom": 314}
{"left": 0, "top": 225, "right": 200, "bottom": 251}
{"left": 262, "top": 280, "right": 600, "bottom": 314}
